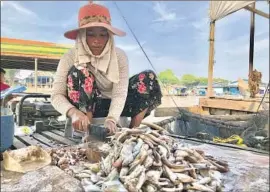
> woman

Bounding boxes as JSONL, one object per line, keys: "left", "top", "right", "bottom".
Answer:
{"left": 51, "top": 2, "right": 162, "bottom": 135}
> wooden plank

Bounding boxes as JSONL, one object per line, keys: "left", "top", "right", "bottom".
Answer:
{"left": 13, "top": 137, "right": 27, "bottom": 149}
{"left": 41, "top": 131, "right": 76, "bottom": 145}
{"left": 199, "top": 98, "right": 262, "bottom": 112}
{"left": 244, "top": 5, "right": 270, "bottom": 19}
{"left": 59, "top": 129, "right": 65, "bottom": 133}
{"left": 50, "top": 129, "right": 65, "bottom": 136}
{"left": 17, "top": 135, "right": 49, "bottom": 148}
{"left": 32, "top": 133, "right": 57, "bottom": 147}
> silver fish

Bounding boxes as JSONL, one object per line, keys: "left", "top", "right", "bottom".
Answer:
{"left": 133, "top": 138, "right": 144, "bottom": 158}
{"left": 120, "top": 167, "right": 129, "bottom": 178}
{"left": 136, "top": 168, "right": 146, "bottom": 190}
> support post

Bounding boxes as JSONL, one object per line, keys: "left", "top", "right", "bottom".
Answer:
{"left": 34, "top": 58, "right": 38, "bottom": 93}
{"left": 249, "top": 2, "right": 255, "bottom": 78}
{"left": 207, "top": 21, "right": 215, "bottom": 97}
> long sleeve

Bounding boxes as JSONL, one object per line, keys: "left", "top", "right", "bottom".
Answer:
{"left": 51, "top": 48, "right": 75, "bottom": 116}
{"left": 107, "top": 48, "right": 129, "bottom": 122}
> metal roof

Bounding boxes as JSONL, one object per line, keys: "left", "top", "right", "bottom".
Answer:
{"left": 1, "top": 37, "right": 72, "bottom": 71}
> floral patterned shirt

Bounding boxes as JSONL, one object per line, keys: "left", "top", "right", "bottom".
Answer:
{"left": 51, "top": 47, "right": 129, "bottom": 122}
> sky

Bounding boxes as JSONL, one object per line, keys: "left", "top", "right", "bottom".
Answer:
{"left": 1, "top": 1, "right": 269, "bottom": 82}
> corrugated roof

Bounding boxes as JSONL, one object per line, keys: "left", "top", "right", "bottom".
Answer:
{"left": 1, "top": 37, "right": 73, "bottom": 71}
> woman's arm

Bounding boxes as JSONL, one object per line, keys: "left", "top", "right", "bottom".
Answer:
{"left": 51, "top": 48, "right": 76, "bottom": 116}
{"left": 106, "top": 48, "right": 129, "bottom": 123}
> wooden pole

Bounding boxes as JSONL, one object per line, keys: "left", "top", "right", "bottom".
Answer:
{"left": 35, "top": 58, "right": 38, "bottom": 93}
{"left": 244, "top": 5, "right": 269, "bottom": 19}
{"left": 207, "top": 21, "right": 215, "bottom": 97}
{"left": 249, "top": 2, "right": 255, "bottom": 78}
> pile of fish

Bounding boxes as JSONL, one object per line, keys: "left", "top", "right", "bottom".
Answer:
{"left": 51, "top": 124, "right": 230, "bottom": 192}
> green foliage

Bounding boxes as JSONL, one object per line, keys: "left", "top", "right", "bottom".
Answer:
{"left": 179, "top": 74, "right": 200, "bottom": 87}
{"left": 157, "top": 69, "right": 180, "bottom": 85}
{"left": 213, "top": 78, "right": 229, "bottom": 84}
{"left": 156, "top": 69, "right": 229, "bottom": 87}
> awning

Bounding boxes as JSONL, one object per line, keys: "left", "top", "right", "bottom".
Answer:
{"left": 1, "top": 37, "right": 72, "bottom": 71}
{"left": 209, "top": 1, "right": 256, "bottom": 22}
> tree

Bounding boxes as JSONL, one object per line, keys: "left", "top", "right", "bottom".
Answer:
{"left": 158, "top": 69, "right": 180, "bottom": 85}
{"left": 180, "top": 74, "right": 200, "bottom": 87}
{"left": 213, "top": 78, "right": 229, "bottom": 84}
{"left": 197, "top": 77, "right": 208, "bottom": 85}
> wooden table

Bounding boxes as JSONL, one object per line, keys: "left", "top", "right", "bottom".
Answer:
{"left": 12, "top": 128, "right": 80, "bottom": 150}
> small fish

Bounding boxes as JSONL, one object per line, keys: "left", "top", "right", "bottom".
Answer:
{"left": 126, "top": 165, "right": 144, "bottom": 181}
{"left": 143, "top": 155, "right": 154, "bottom": 169}
{"left": 102, "top": 180, "right": 128, "bottom": 192}
{"left": 75, "top": 172, "right": 92, "bottom": 179}
{"left": 136, "top": 168, "right": 146, "bottom": 190}
{"left": 105, "top": 168, "right": 119, "bottom": 181}
{"left": 158, "top": 145, "right": 168, "bottom": 157}
{"left": 80, "top": 169, "right": 94, "bottom": 175}
{"left": 132, "top": 138, "right": 144, "bottom": 158}
{"left": 142, "top": 184, "right": 157, "bottom": 192}
{"left": 90, "top": 174, "right": 100, "bottom": 184}
{"left": 120, "top": 167, "right": 129, "bottom": 177}
{"left": 82, "top": 183, "right": 102, "bottom": 192}
{"left": 175, "top": 173, "right": 195, "bottom": 183}
{"left": 174, "top": 150, "right": 189, "bottom": 158}
{"left": 187, "top": 183, "right": 215, "bottom": 192}
{"left": 146, "top": 170, "right": 162, "bottom": 183}
{"left": 125, "top": 178, "right": 139, "bottom": 192}
{"left": 196, "top": 177, "right": 212, "bottom": 185}
{"left": 163, "top": 165, "right": 178, "bottom": 184}
{"left": 120, "top": 142, "right": 136, "bottom": 166}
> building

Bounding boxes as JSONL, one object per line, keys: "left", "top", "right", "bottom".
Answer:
{"left": 22, "top": 71, "right": 54, "bottom": 88}
{"left": 196, "top": 84, "right": 240, "bottom": 96}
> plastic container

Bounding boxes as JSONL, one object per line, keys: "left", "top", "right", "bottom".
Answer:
{"left": 0, "top": 108, "right": 15, "bottom": 152}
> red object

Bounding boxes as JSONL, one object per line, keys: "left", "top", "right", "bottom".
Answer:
{"left": 64, "top": 2, "right": 125, "bottom": 40}
{"left": 0, "top": 83, "right": 10, "bottom": 92}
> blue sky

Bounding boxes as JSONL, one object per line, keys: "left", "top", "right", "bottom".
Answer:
{"left": 1, "top": 1, "right": 269, "bottom": 82}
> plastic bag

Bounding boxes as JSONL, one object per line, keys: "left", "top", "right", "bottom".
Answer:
{"left": 14, "top": 126, "right": 34, "bottom": 136}
{"left": 2, "top": 146, "right": 51, "bottom": 173}
{"left": 213, "top": 135, "right": 247, "bottom": 147}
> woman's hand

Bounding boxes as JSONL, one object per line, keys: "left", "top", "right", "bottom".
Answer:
{"left": 67, "top": 108, "right": 90, "bottom": 132}
{"left": 104, "top": 119, "right": 117, "bottom": 135}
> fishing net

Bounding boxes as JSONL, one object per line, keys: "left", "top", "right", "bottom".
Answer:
{"left": 240, "top": 110, "right": 269, "bottom": 150}
{"left": 172, "top": 107, "right": 269, "bottom": 150}
{"left": 174, "top": 108, "right": 248, "bottom": 139}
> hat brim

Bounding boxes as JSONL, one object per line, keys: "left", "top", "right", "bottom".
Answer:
{"left": 64, "top": 22, "right": 126, "bottom": 40}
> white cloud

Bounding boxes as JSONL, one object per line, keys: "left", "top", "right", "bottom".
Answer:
{"left": 152, "top": 2, "right": 184, "bottom": 23}
{"left": 4, "top": 1, "right": 37, "bottom": 17}
{"left": 117, "top": 41, "right": 146, "bottom": 52}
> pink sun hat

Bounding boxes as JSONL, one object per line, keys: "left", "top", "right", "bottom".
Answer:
{"left": 64, "top": 1, "right": 126, "bottom": 40}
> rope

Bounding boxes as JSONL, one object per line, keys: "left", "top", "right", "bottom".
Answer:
{"left": 113, "top": 2, "right": 184, "bottom": 116}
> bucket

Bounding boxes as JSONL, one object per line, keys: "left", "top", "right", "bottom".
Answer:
{"left": 0, "top": 108, "right": 15, "bottom": 152}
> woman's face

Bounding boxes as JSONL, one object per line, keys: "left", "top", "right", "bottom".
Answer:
{"left": 86, "top": 27, "right": 109, "bottom": 56}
